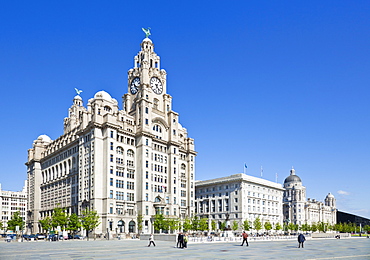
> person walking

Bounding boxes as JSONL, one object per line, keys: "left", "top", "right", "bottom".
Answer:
{"left": 183, "top": 233, "right": 188, "bottom": 248}
{"left": 298, "top": 233, "right": 305, "bottom": 248}
{"left": 240, "top": 231, "right": 249, "bottom": 246}
{"left": 148, "top": 234, "right": 156, "bottom": 247}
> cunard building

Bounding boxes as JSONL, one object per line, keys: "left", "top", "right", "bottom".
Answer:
{"left": 26, "top": 34, "right": 196, "bottom": 235}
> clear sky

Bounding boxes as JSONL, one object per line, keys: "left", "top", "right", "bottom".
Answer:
{"left": 0, "top": 1, "right": 369, "bottom": 219}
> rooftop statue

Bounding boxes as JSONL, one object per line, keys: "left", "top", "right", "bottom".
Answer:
{"left": 74, "top": 88, "right": 83, "bottom": 95}
{"left": 142, "top": 27, "right": 151, "bottom": 38}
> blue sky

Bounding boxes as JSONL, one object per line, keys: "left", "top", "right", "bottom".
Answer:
{"left": 0, "top": 1, "right": 369, "bottom": 219}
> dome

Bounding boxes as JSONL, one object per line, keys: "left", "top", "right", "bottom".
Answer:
{"left": 326, "top": 193, "right": 335, "bottom": 198}
{"left": 284, "top": 168, "right": 302, "bottom": 184}
{"left": 142, "top": 37, "right": 152, "bottom": 43}
{"left": 284, "top": 174, "right": 302, "bottom": 184}
{"left": 74, "top": 95, "right": 82, "bottom": 100}
{"left": 94, "top": 90, "right": 112, "bottom": 100}
{"left": 37, "top": 134, "right": 52, "bottom": 143}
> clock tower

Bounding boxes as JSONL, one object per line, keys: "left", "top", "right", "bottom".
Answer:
{"left": 123, "top": 34, "right": 196, "bottom": 230}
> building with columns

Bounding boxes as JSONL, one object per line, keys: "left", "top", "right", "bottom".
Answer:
{"left": 283, "top": 168, "right": 337, "bottom": 226}
{"left": 26, "top": 36, "right": 196, "bottom": 235}
{"left": 195, "top": 173, "right": 284, "bottom": 231}
{"left": 0, "top": 181, "right": 28, "bottom": 230}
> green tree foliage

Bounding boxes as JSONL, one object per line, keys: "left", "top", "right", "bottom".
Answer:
{"left": 211, "top": 220, "right": 217, "bottom": 231}
{"left": 183, "top": 217, "right": 192, "bottom": 232}
{"left": 7, "top": 211, "right": 24, "bottom": 231}
{"left": 191, "top": 216, "right": 200, "bottom": 231}
{"left": 153, "top": 214, "right": 165, "bottom": 232}
{"left": 301, "top": 223, "right": 310, "bottom": 232}
{"left": 0, "top": 221, "right": 3, "bottom": 230}
{"left": 67, "top": 213, "right": 81, "bottom": 234}
{"left": 39, "top": 216, "right": 52, "bottom": 233}
{"left": 275, "top": 222, "right": 282, "bottom": 231}
{"left": 264, "top": 221, "right": 272, "bottom": 232}
{"left": 51, "top": 207, "right": 68, "bottom": 230}
{"left": 198, "top": 217, "right": 209, "bottom": 231}
{"left": 287, "top": 223, "right": 295, "bottom": 233}
{"left": 81, "top": 208, "right": 100, "bottom": 240}
{"left": 242, "top": 220, "right": 251, "bottom": 231}
{"left": 253, "top": 217, "right": 262, "bottom": 233}
{"left": 311, "top": 223, "right": 318, "bottom": 232}
{"left": 137, "top": 214, "right": 143, "bottom": 233}
{"left": 219, "top": 221, "right": 226, "bottom": 231}
{"left": 232, "top": 221, "right": 239, "bottom": 231}
{"left": 363, "top": 225, "right": 370, "bottom": 233}
{"left": 167, "top": 218, "right": 180, "bottom": 233}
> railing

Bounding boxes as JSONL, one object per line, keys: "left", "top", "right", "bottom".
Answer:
{"left": 188, "top": 234, "right": 311, "bottom": 243}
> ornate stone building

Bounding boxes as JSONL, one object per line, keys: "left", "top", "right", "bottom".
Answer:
{"left": 26, "top": 36, "right": 196, "bottom": 235}
{"left": 283, "top": 168, "right": 336, "bottom": 226}
{"left": 195, "top": 173, "right": 284, "bottom": 231}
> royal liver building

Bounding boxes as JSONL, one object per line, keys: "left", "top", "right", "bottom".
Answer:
{"left": 26, "top": 35, "right": 196, "bottom": 235}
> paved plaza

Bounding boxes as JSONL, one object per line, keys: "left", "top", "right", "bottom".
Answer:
{"left": 0, "top": 237, "right": 369, "bottom": 259}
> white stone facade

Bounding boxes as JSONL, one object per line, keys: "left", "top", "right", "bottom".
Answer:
{"left": 283, "top": 168, "right": 337, "bottom": 226}
{"left": 0, "top": 181, "right": 27, "bottom": 230}
{"left": 195, "top": 173, "right": 284, "bottom": 231}
{"left": 26, "top": 37, "right": 196, "bottom": 235}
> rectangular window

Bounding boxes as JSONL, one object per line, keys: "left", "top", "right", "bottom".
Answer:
{"left": 109, "top": 190, "right": 113, "bottom": 199}
{"left": 110, "top": 178, "right": 113, "bottom": 186}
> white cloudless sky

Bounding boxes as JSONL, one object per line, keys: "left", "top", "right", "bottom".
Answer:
{"left": 0, "top": 1, "right": 369, "bottom": 219}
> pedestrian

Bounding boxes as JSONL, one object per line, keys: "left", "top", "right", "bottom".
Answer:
{"left": 177, "top": 232, "right": 182, "bottom": 248}
{"left": 178, "top": 232, "right": 184, "bottom": 248}
{"left": 183, "top": 233, "right": 188, "bottom": 248}
{"left": 298, "top": 233, "right": 305, "bottom": 248}
{"left": 240, "top": 231, "right": 249, "bottom": 246}
{"left": 148, "top": 234, "right": 156, "bottom": 247}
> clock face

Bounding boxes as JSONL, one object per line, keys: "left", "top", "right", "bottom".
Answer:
{"left": 130, "top": 77, "right": 140, "bottom": 94}
{"left": 150, "top": 77, "right": 163, "bottom": 95}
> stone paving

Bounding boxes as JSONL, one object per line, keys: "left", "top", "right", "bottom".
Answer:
{"left": 0, "top": 237, "right": 369, "bottom": 259}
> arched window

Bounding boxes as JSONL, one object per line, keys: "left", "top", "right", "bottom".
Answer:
{"left": 116, "top": 146, "right": 124, "bottom": 155}
{"left": 128, "top": 220, "right": 135, "bottom": 233}
{"left": 181, "top": 164, "right": 186, "bottom": 170}
{"left": 104, "top": 106, "right": 112, "bottom": 112}
{"left": 127, "top": 149, "right": 134, "bottom": 157}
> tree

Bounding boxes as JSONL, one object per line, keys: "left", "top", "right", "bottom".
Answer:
{"left": 363, "top": 225, "right": 370, "bottom": 233}
{"left": 51, "top": 207, "right": 68, "bottom": 230}
{"left": 287, "top": 223, "right": 295, "bottom": 233}
{"left": 264, "top": 221, "right": 272, "bottom": 233}
{"left": 253, "top": 217, "right": 262, "bottom": 234}
{"left": 191, "top": 216, "right": 200, "bottom": 231}
{"left": 311, "top": 223, "right": 318, "bottom": 232}
{"left": 242, "top": 220, "right": 251, "bottom": 231}
{"left": 198, "top": 217, "right": 209, "bottom": 231}
{"left": 137, "top": 214, "right": 143, "bottom": 234}
{"left": 232, "top": 221, "right": 239, "bottom": 231}
{"left": 183, "top": 217, "right": 192, "bottom": 232}
{"left": 275, "top": 222, "right": 282, "bottom": 232}
{"left": 301, "top": 223, "right": 310, "bottom": 232}
{"left": 167, "top": 218, "right": 180, "bottom": 233}
{"left": 219, "top": 221, "right": 226, "bottom": 231}
{"left": 0, "top": 221, "right": 3, "bottom": 230}
{"left": 39, "top": 216, "right": 52, "bottom": 233}
{"left": 153, "top": 214, "right": 165, "bottom": 232}
{"left": 211, "top": 220, "right": 217, "bottom": 231}
{"left": 67, "top": 213, "right": 81, "bottom": 234}
{"left": 81, "top": 208, "right": 100, "bottom": 240}
{"left": 7, "top": 211, "right": 24, "bottom": 231}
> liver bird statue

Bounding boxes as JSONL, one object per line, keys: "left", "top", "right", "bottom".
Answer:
{"left": 142, "top": 27, "right": 151, "bottom": 38}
